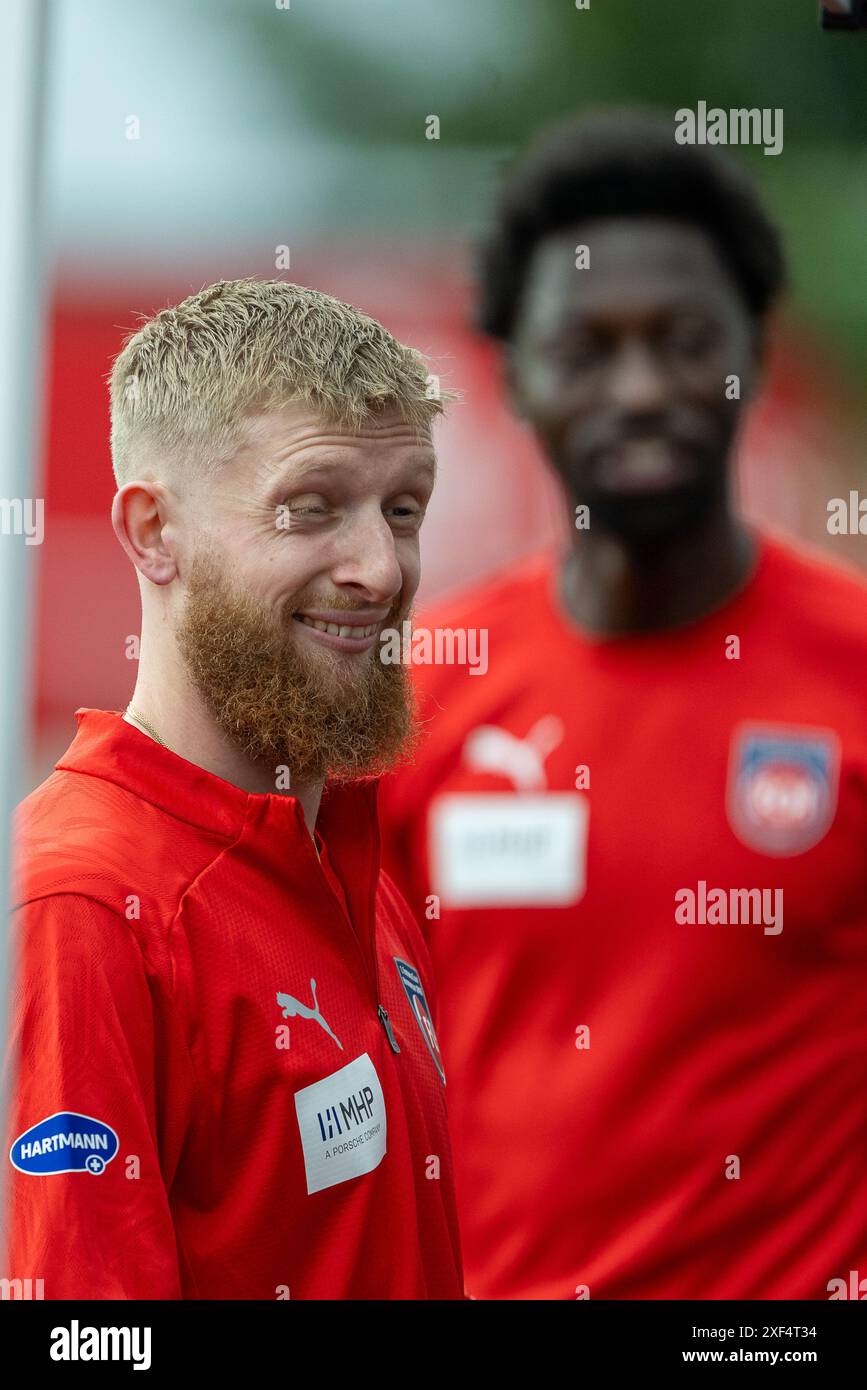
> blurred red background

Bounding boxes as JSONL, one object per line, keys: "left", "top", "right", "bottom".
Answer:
{"left": 30, "top": 250, "right": 866, "bottom": 785}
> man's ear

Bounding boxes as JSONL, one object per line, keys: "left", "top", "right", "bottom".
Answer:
{"left": 503, "top": 341, "right": 529, "bottom": 422}
{"left": 744, "top": 317, "right": 770, "bottom": 400}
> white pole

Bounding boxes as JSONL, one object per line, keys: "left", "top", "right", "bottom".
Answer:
{"left": 0, "top": 0, "right": 48, "bottom": 1279}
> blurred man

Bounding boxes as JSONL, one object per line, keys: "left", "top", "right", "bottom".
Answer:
{"left": 3, "top": 278, "right": 463, "bottom": 1299}
{"left": 380, "top": 113, "right": 867, "bottom": 1299}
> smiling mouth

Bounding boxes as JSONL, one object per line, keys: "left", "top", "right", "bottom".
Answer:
{"left": 593, "top": 439, "right": 699, "bottom": 495}
{"left": 294, "top": 615, "right": 380, "bottom": 639}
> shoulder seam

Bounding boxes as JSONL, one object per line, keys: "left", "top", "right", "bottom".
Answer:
{"left": 45, "top": 763, "right": 242, "bottom": 839}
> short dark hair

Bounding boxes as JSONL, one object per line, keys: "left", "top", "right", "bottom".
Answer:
{"left": 476, "top": 109, "right": 787, "bottom": 341}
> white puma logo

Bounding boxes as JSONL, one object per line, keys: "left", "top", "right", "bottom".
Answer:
{"left": 463, "top": 715, "right": 564, "bottom": 791}
{"left": 276, "top": 980, "right": 343, "bottom": 1050}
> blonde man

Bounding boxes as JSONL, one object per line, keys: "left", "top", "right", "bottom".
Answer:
{"left": 3, "top": 279, "right": 463, "bottom": 1300}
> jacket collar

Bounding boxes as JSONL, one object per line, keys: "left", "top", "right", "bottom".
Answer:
{"left": 57, "top": 709, "right": 381, "bottom": 856}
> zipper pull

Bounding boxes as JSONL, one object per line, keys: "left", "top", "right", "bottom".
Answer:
{"left": 378, "top": 1005, "right": 401, "bottom": 1054}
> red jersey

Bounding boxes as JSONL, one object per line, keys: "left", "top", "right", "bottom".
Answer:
{"left": 379, "top": 532, "right": 867, "bottom": 1300}
{"left": 3, "top": 709, "right": 463, "bottom": 1300}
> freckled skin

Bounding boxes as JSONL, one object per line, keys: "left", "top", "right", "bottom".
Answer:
{"left": 506, "top": 217, "right": 763, "bottom": 635}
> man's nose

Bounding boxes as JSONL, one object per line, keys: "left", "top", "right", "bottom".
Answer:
{"left": 329, "top": 508, "right": 404, "bottom": 602}
{"left": 605, "top": 339, "right": 668, "bottom": 415}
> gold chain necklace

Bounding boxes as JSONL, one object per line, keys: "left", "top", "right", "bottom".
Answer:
{"left": 125, "top": 705, "right": 166, "bottom": 747}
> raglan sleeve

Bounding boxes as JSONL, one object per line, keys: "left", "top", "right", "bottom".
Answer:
{"left": 2, "top": 893, "right": 183, "bottom": 1299}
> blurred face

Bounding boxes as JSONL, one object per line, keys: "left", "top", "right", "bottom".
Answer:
{"left": 508, "top": 217, "right": 759, "bottom": 540}
{"left": 174, "top": 404, "right": 436, "bottom": 782}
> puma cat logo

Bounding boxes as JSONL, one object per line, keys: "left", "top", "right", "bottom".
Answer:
{"left": 463, "top": 715, "right": 564, "bottom": 791}
{"left": 276, "top": 980, "right": 343, "bottom": 1050}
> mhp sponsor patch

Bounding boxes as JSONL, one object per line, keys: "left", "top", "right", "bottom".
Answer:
{"left": 10, "top": 1111, "right": 119, "bottom": 1176}
{"left": 429, "top": 793, "right": 588, "bottom": 907}
{"left": 294, "top": 1053, "right": 386, "bottom": 1196}
{"left": 727, "top": 723, "right": 840, "bottom": 856}
{"left": 394, "top": 956, "right": 446, "bottom": 1085}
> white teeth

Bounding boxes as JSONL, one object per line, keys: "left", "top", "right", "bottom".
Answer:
{"left": 297, "top": 615, "right": 378, "bottom": 639}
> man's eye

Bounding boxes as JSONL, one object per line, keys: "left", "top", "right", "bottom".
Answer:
{"left": 550, "top": 335, "right": 603, "bottom": 368}
{"left": 386, "top": 504, "right": 423, "bottom": 523}
{"left": 284, "top": 496, "right": 331, "bottom": 517}
{"left": 664, "top": 319, "right": 719, "bottom": 356}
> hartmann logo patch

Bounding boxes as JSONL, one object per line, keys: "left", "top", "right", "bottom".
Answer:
{"left": 10, "top": 1112, "right": 119, "bottom": 1176}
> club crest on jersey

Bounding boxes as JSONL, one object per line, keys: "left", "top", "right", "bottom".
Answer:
{"left": 9, "top": 1111, "right": 119, "bottom": 1176}
{"left": 727, "top": 724, "right": 840, "bottom": 856}
{"left": 393, "top": 957, "right": 446, "bottom": 1085}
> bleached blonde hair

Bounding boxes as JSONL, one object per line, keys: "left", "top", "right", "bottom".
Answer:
{"left": 108, "top": 277, "right": 450, "bottom": 488}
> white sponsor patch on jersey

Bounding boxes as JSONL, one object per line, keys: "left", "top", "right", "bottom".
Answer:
{"left": 430, "top": 792, "right": 589, "bottom": 907}
{"left": 294, "top": 1053, "right": 387, "bottom": 1195}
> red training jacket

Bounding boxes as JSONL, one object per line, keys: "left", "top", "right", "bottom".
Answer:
{"left": 3, "top": 709, "right": 463, "bottom": 1300}
{"left": 380, "top": 532, "right": 867, "bottom": 1300}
